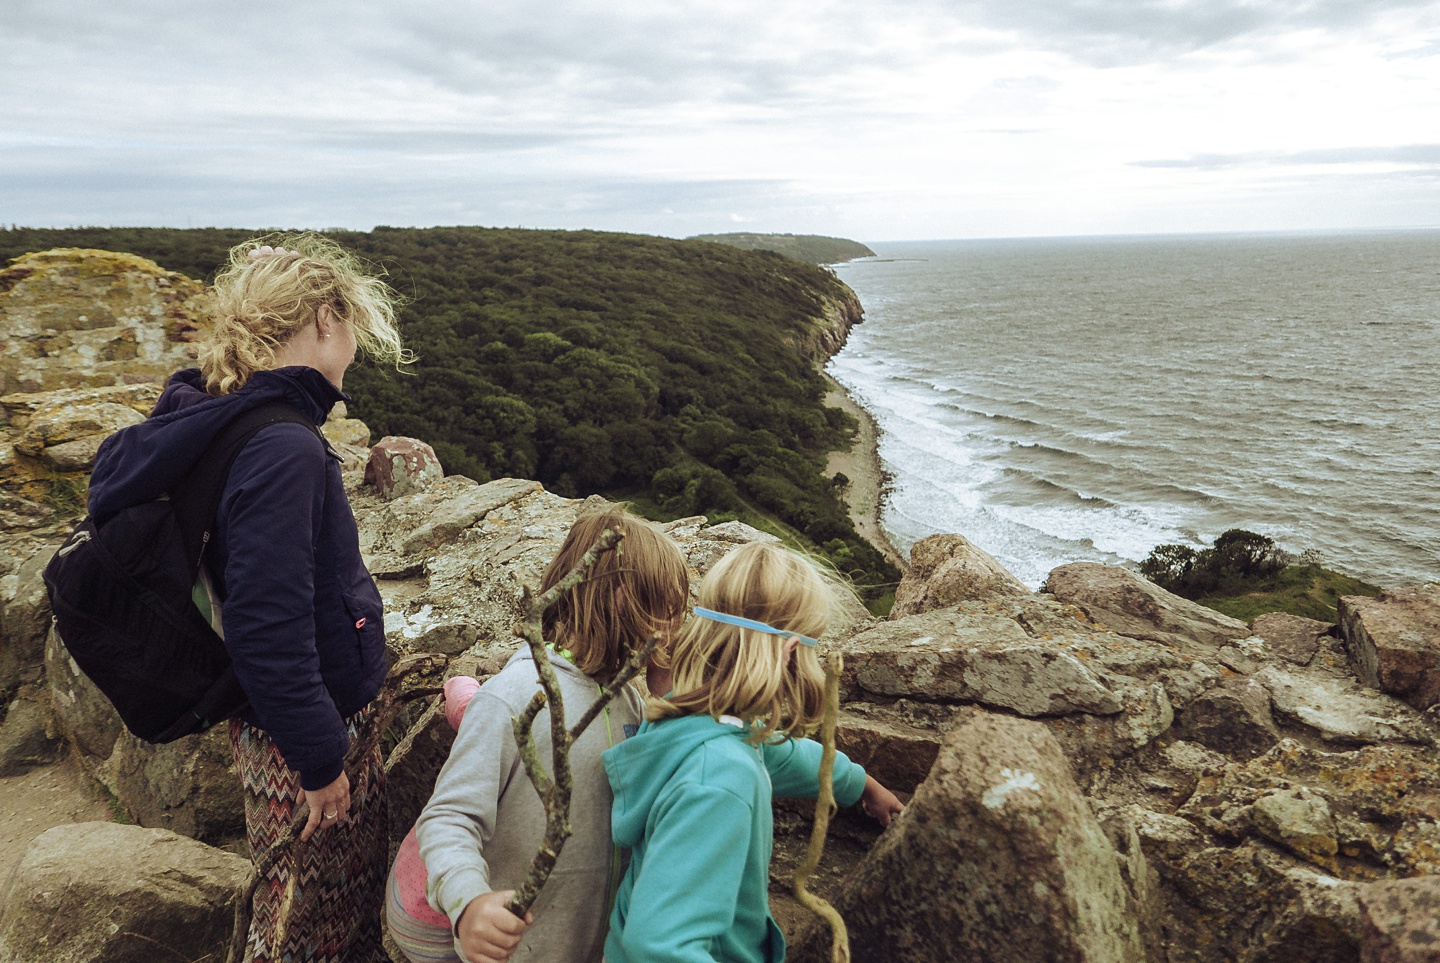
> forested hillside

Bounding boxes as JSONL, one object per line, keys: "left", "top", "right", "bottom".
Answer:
{"left": 690, "top": 233, "right": 876, "bottom": 264}
{"left": 0, "top": 226, "right": 899, "bottom": 605}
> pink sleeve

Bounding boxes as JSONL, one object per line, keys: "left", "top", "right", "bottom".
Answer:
{"left": 443, "top": 676, "right": 481, "bottom": 731}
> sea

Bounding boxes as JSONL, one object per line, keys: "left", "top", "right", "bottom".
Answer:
{"left": 827, "top": 230, "right": 1440, "bottom": 589}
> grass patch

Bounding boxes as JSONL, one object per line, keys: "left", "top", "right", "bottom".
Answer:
{"left": 44, "top": 475, "right": 86, "bottom": 518}
{"left": 1195, "top": 563, "right": 1381, "bottom": 623}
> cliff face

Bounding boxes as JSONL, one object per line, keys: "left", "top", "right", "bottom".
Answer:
{"left": 784, "top": 282, "right": 865, "bottom": 364}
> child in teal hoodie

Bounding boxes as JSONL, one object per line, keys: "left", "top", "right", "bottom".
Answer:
{"left": 603, "top": 541, "right": 900, "bottom": 963}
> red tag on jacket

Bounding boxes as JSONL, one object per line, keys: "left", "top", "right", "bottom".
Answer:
{"left": 355, "top": 618, "right": 367, "bottom": 629}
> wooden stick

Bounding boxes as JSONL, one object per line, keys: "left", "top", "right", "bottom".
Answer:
{"left": 503, "top": 527, "right": 671, "bottom": 918}
{"left": 792, "top": 651, "right": 851, "bottom": 963}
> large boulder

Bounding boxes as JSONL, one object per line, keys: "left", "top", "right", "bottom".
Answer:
{"left": 1172, "top": 675, "right": 1280, "bottom": 759}
{"left": 1255, "top": 664, "right": 1432, "bottom": 747}
{"left": 890, "top": 532, "right": 1030, "bottom": 617}
{"left": 0, "top": 683, "right": 60, "bottom": 776}
{"left": 1250, "top": 612, "right": 1331, "bottom": 667}
{"left": 1338, "top": 584, "right": 1440, "bottom": 711}
{"left": 1043, "top": 562, "right": 1251, "bottom": 650}
{"left": 366, "top": 435, "right": 443, "bottom": 500}
{"left": 0, "top": 822, "right": 247, "bottom": 963}
{"left": 790, "top": 710, "right": 1146, "bottom": 963}
{"left": 841, "top": 608, "right": 1124, "bottom": 716}
{"left": 0, "top": 248, "right": 212, "bottom": 395}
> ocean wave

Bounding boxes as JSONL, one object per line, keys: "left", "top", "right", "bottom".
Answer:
{"left": 1000, "top": 467, "right": 1118, "bottom": 508}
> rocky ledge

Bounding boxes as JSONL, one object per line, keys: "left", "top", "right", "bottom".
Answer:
{"left": 2, "top": 249, "right": 1440, "bottom": 963}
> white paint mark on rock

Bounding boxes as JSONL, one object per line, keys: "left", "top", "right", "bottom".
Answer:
{"left": 982, "top": 768, "right": 1041, "bottom": 809}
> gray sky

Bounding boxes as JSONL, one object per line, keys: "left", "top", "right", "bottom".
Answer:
{"left": 4, "top": 0, "right": 1439, "bottom": 241}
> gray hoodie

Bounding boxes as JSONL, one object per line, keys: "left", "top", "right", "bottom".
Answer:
{"left": 415, "top": 649, "right": 644, "bottom": 963}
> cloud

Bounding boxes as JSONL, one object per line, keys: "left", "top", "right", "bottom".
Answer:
{"left": 1134, "top": 144, "right": 1440, "bottom": 169}
{"left": 947, "top": 0, "right": 1440, "bottom": 65}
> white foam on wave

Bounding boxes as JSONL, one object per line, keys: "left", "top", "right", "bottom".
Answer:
{"left": 831, "top": 350, "right": 1206, "bottom": 587}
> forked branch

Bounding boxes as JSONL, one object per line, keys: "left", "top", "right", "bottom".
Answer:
{"left": 504, "top": 528, "right": 661, "bottom": 918}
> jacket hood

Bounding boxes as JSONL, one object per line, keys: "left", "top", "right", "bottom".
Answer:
{"left": 603, "top": 714, "right": 754, "bottom": 850}
{"left": 87, "top": 366, "right": 346, "bottom": 520}
{"left": 502, "top": 645, "right": 598, "bottom": 687}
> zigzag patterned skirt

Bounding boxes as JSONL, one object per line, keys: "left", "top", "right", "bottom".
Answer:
{"left": 230, "top": 708, "right": 389, "bottom": 963}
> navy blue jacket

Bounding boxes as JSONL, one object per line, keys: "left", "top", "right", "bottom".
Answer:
{"left": 88, "top": 366, "right": 387, "bottom": 789}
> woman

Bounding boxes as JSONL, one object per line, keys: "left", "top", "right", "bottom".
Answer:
{"left": 86, "top": 235, "right": 410, "bottom": 962}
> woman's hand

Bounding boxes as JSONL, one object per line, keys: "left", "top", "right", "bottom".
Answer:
{"left": 297, "top": 770, "right": 351, "bottom": 841}
{"left": 859, "top": 775, "right": 905, "bottom": 828}
{"left": 457, "top": 890, "right": 532, "bottom": 963}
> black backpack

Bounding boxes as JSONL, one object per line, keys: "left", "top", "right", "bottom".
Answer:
{"left": 44, "top": 401, "right": 324, "bottom": 744}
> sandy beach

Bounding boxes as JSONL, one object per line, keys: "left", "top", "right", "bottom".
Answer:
{"left": 822, "top": 371, "right": 909, "bottom": 572}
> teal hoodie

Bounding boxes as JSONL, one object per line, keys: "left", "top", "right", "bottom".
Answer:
{"left": 602, "top": 715, "right": 867, "bottom": 963}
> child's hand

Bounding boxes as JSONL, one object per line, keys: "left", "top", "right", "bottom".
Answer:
{"left": 456, "top": 890, "right": 532, "bottom": 963}
{"left": 859, "top": 775, "right": 904, "bottom": 828}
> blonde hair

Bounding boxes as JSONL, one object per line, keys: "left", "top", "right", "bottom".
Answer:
{"left": 541, "top": 507, "right": 690, "bottom": 683}
{"left": 200, "top": 232, "right": 413, "bottom": 395}
{"left": 652, "top": 541, "right": 833, "bottom": 742}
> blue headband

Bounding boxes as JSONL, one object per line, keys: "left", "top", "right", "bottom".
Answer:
{"left": 691, "top": 607, "right": 819, "bottom": 647}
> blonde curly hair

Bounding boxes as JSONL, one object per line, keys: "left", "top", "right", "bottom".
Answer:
{"left": 200, "top": 232, "right": 413, "bottom": 395}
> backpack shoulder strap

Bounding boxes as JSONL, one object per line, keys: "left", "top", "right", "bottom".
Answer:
{"left": 172, "top": 401, "right": 325, "bottom": 575}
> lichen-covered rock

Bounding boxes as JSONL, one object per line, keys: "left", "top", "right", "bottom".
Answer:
{"left": 1251, "top": 787, "right": 1339, "bottom": 859}
{"left": 0, "top": 684, "right": 60, "bottom": 776}
{"left": 1174, "top": 675, "right": 1280, "bottom": 758}
{"left": 365, "top": 435, "right": 444, "bottom": 499}
{"left": 0, "top": 382, "right": 163, "bottom": 422}
{"left": 789, "top": 711, "right": 1146, "bottom": 963}
{"left": 1163, "top": 842, "right": 1366, "bottom": 963}
{"left": 841, "top": 608, "right": 1124, "bottom": 716}
{"left": 0, "top": 541, "right": 60, "bottom": 703}
{"left": 46, "top": 626, "right": 244, "bottom": 841}
{"left": 45, "top": 625, "right": 122, "bottom": 762}
{"left": 890, "top": 532, "right": 1030, "bottom": 617}
{"left": 0, "top": 821, "right": 247, "bottom": 963}
{"left": 11, "top": 400, "right": 144, "bottom": 456}
{"left": 1256, "top": 664, "right": 1432, "bottom": 747}
{"left": 1357, "top": 877, "right": 1440, "bottom": 963}
{"left": 321, "top": 401, "right": 371, "bottom": 448}
{"left": 1251, "top": 611, "right": 1331, "bottom": 666}
{"left": 0, "top": 249, "right": 212, "bottom": 395}
{"left": 833, "top": 709, "right": 941, "bottom": 795}
{"left": 361, "top": 483, "right": 869, "bottom": 665}
{"left": 1176, "top": 740, "right": 1440, "bottom": 878}
{"left": 1339, "top": 584, "right": 1440, "bottom": 712}
{"left": 1044, "top": 562, "right": 1251, "bottom": 650}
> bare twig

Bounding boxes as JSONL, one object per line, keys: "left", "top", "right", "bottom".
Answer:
{"left": 793, "top": 651, "right": 850, "bottom": 963}
{"left": 504, "top": 527, "right": 668, "bottom": 918}
{"left": 567, "top": 633, "right": 656, "bottom": 740}
{"left": 225, "top": 652, "right": 448, "bottom": 963}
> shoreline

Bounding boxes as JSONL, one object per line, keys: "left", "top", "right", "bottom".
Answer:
{"left": 821, "top": 369, "right": 909, "bottom": 573}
